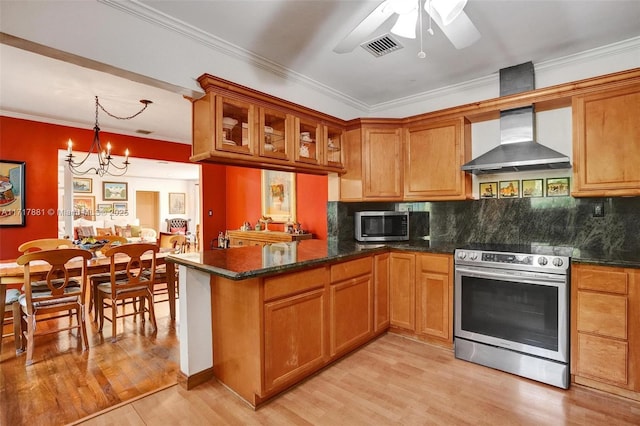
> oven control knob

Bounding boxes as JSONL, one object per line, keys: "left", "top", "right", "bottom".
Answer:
{"left": 469, "top": 252, "right": 478, "bottom": 261}
{"left": 537, "top": 256, "right": 548, "bottom": 266}
{"left": 457, "top": 251, "right": 467, "bottom": 260}
{"left": 552, "top": 257, "right": 564, "bottom": 267}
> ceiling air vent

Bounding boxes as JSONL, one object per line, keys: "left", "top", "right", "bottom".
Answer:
{"left": 136, "top": 129, "right": 153, "bottom": 135}
{"left": 361, "top": 34, "right": 403, "bottom": 57}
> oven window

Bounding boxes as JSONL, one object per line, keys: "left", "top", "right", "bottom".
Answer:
{"left": 460, "top": 276, "right": 558, "bottom": 351}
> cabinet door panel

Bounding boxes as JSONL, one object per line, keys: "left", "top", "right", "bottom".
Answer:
{"left": 577, "top": 292, "right": 627, "bottom": 339}
{"left": 404, "top": 118, "right": 470, "bottom": 200}
{"left": 264, "top": 289, "right": 326, "bottom": 391}
{"left": 576, "top": 333, "right": 628, "bottom": 386}
{"left": 389, "top": 252, "right": 415, "bottom": 330}
{"left": 415, "top": 271, "right": 450, "bottom": 340}
{"left": 330, "top": 276, "right": 373, "bottom": 357}
{"left": 363, "top": 128, "right": 403, "bottom": 199}
{"left": 573, "top": 84, "right": 640, "bottom": 196}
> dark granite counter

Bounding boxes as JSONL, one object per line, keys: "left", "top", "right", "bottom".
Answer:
{"left": 571, "top": 248, "right": 640, "bottom": 269}
{"left": 168, "top": 238, "right": 639, "bottom": 280}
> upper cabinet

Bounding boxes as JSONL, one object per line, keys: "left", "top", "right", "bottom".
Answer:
{"left": 572, "top": 82, "right": 640, "bottom": 197}
{"left": 193, "top": 74, "right": 345, "bottom": 175}
{"left": 339, "top": 119, "right": 471, "bottom": 202}
{"left": 404, "top": 118, "right": 471, "bottom": 200}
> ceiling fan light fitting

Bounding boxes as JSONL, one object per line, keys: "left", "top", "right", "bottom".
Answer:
{"left": 427, "top": 0, "right": 467, "bottom": 26}
{"left": 390, "top": 10, "right": 418, "bottom": 39}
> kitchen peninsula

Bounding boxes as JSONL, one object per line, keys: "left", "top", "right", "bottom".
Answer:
{"left": 167, "top": 239, "right": 455, "bottom": 407}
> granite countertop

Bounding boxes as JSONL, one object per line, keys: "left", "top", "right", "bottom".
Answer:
{"left": 168, "top": 239, "right": 640, "bottom": 280}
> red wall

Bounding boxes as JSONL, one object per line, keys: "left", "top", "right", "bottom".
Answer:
{"left": 224, "top": 166, "right": 327, "bottom": 240}
{"left": 0, "top": 117, "right": 328, "bottom": 258}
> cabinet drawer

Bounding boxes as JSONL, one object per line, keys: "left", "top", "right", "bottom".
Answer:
{"left": 418, "top": 253, "right": 450, "bottom": 274}
{"left": 575, "top": 266, "right": 628, "bottom": 294}
{"left": 576, "top": 333, "right": 628, "bottom": 386}
{"left": 264, "top": 267, "right": 328, "bottom": 301}
{"left": 330, "top": 257, "right": 372, "bottom": 283}
{"left": 577, "top": 291, "right": 627, "bottom": 339}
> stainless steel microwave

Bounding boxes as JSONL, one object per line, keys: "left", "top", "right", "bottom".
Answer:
{"left": 354, "top": 211, "right": 409, "bottom": 242}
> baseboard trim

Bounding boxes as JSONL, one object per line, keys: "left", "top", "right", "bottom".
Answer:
{"left": 177, "top": 367, "right": 215, "bottom": 390}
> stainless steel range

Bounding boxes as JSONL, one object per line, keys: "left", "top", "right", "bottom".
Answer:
{"left": 454, "top": 244, "right": 571, "bottom": 389}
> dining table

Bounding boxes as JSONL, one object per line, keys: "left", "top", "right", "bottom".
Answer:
{"left": 0, "top": 248, "right": 177, "bottom": 351}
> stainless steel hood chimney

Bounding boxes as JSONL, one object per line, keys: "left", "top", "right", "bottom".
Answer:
{"left": 461, "top": 62, "right": 571, "bottom": 175}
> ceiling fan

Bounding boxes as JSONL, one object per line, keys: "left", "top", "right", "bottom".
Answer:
{"left": 333, "top": 0, "right": 480, "bottom": 54}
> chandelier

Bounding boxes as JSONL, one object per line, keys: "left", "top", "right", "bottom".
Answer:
{"left": 66, "top": 96, "right": 152, "bottom": 177}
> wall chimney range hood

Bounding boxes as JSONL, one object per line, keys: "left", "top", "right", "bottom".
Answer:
{"left": 461, "top": 62, "right": 571, "bottom": 175}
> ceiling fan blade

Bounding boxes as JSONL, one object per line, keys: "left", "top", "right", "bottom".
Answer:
{"left": 333, "top": 1, "right": 395, "bottom": 54}
{"left": 431, "top": 10, "right": 480, "bottom": 49}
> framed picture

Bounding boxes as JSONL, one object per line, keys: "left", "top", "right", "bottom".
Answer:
{"left": 0, "top": 160, "right": 26, "bottom": 227}
{"left": 479, "top": 182, "right": 497, "bottom": 199}
{"left": 169, "top": 192, "right": 186, "bottom": 214}
{"left": 113, "top": 202, "right": 128, "bottom": 215}
{"left": 73, "top": 196, "right": 95, "bottom": 220}
{"left": 522, "top": 179, "right": 544, "bottom": 198}
{"left": 547, "top": 177, "right": 570, "bottom": 197}
{"left": 261, "top": 170, "right": 296, "bottom": 223}
{"left": 103, "top": 181, "right": 128, "bottom": 201}
{"left": 499, "top": 180, "right": 520, "bottom": 198}
{"left": 96, "top": 203, "right": 113, "bottom": 215}
{"left": 73, "top": 177, "right": 93, "bottom": 193}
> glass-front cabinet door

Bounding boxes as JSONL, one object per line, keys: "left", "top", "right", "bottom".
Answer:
{"left": 216, "top": 96, "right": 254, "bottom": 155}
{"left": 259, "top": 107, "right": 289, "bottom": 160}
{"left": 295, "top": 117, "right": 321, "bottom": 165}
{"left": 325, "top": 126, "right": 343, "bottom": 167}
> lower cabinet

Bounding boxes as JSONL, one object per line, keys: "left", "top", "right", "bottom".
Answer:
{"left": 264, "top": 287, "right": 327, "bottom": 392}
{"left": 571, "top": 264, "right": 640, "bottom": 401}
{"left": 213, "top": 254, "right": 383, "bottom": 407}
{"left": 389, "top": 251, "right": 453, "bottom": 348}
{"left": 329, "top": 257, "right": 373, "bottom": 357}
{"left": 373, "top": 253, "right": 390, "bottom": 332}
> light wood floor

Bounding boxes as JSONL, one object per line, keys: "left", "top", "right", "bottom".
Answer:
{"left": 0, "top": 302, "right": 179, "bottom": 425}
{"left": 3, "top": 307, "right": 640, "bottom": 426}
{"left": 81, "top": 334, "right": 640, "bottom": 426}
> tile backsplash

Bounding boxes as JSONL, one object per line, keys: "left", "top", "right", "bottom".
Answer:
{"left": 329, "top": 197, "right": 640, "bottom": 256}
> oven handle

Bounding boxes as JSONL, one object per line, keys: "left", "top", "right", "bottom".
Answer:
{"left": 455, "top": 266, "right": 567, "bottom": 285}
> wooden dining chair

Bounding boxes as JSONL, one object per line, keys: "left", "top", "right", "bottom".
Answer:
{"left": 148, "top": 234, "right": 185, "bottom": 305}
{"left": 16, "top": 248, "right": 93, "bottom": 365}
{"left": 87, "top": 235, "right": 129, "bottom": 317}
{"left": 18, "top": 238, "right": 73, "bottom": 253}
{"left": 96, "top": 243, "right": 158, "bottom": 342}
{"left": 18, "top": 238, "right": 80, "bottom": 295}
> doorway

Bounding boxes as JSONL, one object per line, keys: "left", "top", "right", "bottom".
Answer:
{"left": 136, "top": 191, "right": 160, "bottom": 231}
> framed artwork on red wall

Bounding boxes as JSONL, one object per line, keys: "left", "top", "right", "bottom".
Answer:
{"left": 0, "top": 160, "right": 26, "bottom": 227}
{"left": 261, "top": 170, "right": 296, "bottom": 223}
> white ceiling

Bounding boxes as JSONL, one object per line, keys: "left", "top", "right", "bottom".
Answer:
{"left": 1, "top": 0, "right": 639, "bottom": 155}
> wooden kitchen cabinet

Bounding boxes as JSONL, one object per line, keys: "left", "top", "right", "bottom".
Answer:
{"left": 415, "top": 253, "right": 453, "bottom": 341}
{"left": 329, "top": 257, "right": 373, "bottom": 358}
{"left": 389, "top": 252, "right": 416, "bottom": 330}
{"left": 193, "top": 74, "right": 345, "bottom": 174}
{"left": 572, "top": 82, "right": 640, "bottom": 197}
{"left": 389, "top": 251, "right": 454, "bottom": 348}
{"left": 263, "top": 268, "right": 328, "bottom": 393}
{"left": 404, "top": 118, "right": 471, "bottom": 200}
{"left": 362, "top": 126, "right": 404, "bottom": 200}
{"left": 571, "top": 264, "right": 640, "bottom": 401}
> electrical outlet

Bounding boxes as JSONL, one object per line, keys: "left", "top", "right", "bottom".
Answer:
{"left": 593, "top": 202, "right": 604, "bottom": 217}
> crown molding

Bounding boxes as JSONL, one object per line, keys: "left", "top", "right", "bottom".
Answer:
{"left": 99, "top": 1, "right": 640, "bottom": 117}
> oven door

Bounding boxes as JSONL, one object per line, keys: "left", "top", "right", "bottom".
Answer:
{"left": 454, "top": 265, "right": 569, "bottom": 363}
